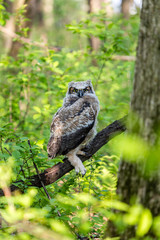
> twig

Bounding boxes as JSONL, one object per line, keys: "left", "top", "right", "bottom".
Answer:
{"left": 94, "top": 61, "right": 105, "bottom": 91}
{"left": 112, "top": 55, "right": 136, "bottom": 61}
{"left": 18, "top": 165, "right": 26, "bottom": 179}
{"left": 28, "top": 140, "right": 51, "bottom": 200}
{"left": 4, "top": 147, "right": 12, "bottom": 156}
{"left": 27, "top": 140, "right": 61, "bottom": 217}
{"left": 15, "top": 101, "right": 30, "bottom": 130}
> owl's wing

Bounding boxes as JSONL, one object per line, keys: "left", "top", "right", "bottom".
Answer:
{"left": 47, "top": 100, "right": 96, "bottom": 158}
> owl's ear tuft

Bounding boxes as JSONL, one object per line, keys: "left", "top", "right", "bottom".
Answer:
{"left": 68, "top": 81, "right": 74, "bottom": 86}
{"left": 86, "top": 80, "right": 92, "bottom": 84}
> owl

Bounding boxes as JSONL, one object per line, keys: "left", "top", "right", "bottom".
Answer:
{"left": 47, "top": 80, "right": 100, "bottom": 176}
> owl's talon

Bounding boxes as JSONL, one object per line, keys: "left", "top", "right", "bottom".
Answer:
{"left": 77, "top": 150, "right": 86, "bottom": 156}
{"left": 75, "top": 169, "right": 79, "bottom": 175}
{"left": 75, "top": 166, "right": 86, "bottom": 176}
{"left": 82, "top": 169, "right": 86, "bottom": 177}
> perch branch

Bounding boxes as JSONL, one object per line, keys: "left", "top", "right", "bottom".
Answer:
{"left": 0, "top": 116, "right": 127, "bottom": 197}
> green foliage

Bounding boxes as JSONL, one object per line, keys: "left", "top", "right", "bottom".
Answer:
{"left": 0, "top": 0, "right": 10, "bottom": 26}
{"left": 1, "top": 3, "right": 158, "bottom": 240}
{"left": 0, "top": 126, "right": 119, "bottom": 239}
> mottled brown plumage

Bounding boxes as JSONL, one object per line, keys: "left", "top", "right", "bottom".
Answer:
{"left": 47, "top": 80, "right": 99, "bottom": 175}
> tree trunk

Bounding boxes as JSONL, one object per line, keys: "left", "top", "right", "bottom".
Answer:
{"left": 101, "top": 0, "right": 113, "bottom": 17}
{"left": 34, "top": 0, "right": 44, "bottom": 26}
{"left": 42, "top": 0, "right": 54, "bottom": 29}
{"left": 106, "top": 0, "right": 160, "bottom": 238}
{"left": 9, "top": 0, "right": 37, "bottom": 58}
{"left": 121, "top": 0, "right": 133, "bottom": 19}
{"left": 88, "top": 0, "right": 101, "bottom": 51}
{"left": 88, "top": 0, "right": 113, "bottom": 51}
{"left": 3, "top": 0, "right": 14, "bottom": 51}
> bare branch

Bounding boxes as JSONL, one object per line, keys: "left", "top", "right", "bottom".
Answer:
{"left": 0, "top": 25, "right": 61, "bottom": 52}
{"left": 0, "top": 25, "right": 135, "bottom": 61}
{"left": 112, "top": 55, "right": 136, "bottom": 61}
{"left": 4, "top": 147, "right": 12, "bottom": 156}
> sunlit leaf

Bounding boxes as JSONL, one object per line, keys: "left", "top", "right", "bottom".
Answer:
{"left": 136, "top": 209, "right": 152, "bottom": 237}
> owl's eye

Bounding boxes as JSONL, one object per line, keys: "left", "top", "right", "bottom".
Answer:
{"left": 85, "top": 86, "right": 91, "bottom": 92}
{"left": 69, "top": 87, "right": 78, "bottom": 94}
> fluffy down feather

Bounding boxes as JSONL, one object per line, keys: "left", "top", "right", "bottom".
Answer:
{"left": 47, "top": 81, "right": 99, "bottom": 175}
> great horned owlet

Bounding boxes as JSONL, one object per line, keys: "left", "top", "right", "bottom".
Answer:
{"left": 47, "top": 80, "right": 100, "bottom": 176}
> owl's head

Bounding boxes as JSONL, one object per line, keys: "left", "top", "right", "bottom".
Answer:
{"left": 67, "top": 80, "right": 94, "bottom": 98}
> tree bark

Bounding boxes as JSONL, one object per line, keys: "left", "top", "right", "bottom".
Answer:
{"left": 107, "top": 0, "right": 160, "bottom": 238}
{"left": 0, "top": 116, "right": 126, "bottom": 197}
{"left": 3, "top": 0, "right": 14, "bottom": 51}
{"left": 121, "top": 0, "right": 133, "bottom": 19}
{"left": 42, "top": 0, "right": 54, "bottom": 29}
{"left": 9, "top": 0, "right": 37, "bottom": 58}
{"left": 88, "top": 0, "right": 101, "bottom": 51}
{"left": 101, "top": 0, "right": 113, "bottom": 17}
{"left": 34, "top": 0, "right": 44, "bottom": 26}
{"left": 88, "top": 0, "right": 113, "bottom": 51}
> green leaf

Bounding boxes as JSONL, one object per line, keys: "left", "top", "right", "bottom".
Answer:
{"left": 36, "top": 139, "right": 45, "bottom": 149}
{"left": 33, "top": 106, "right": 41, "bottom": 113}
{"left": 136, "top": 209, "right": 152, "bottom": 237}
{"left": 12, "top": 150, "right": 21, "bottom": 160}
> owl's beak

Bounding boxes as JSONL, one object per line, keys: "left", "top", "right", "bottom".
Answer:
{"left": 78, "top": 89, "right": 84, "bottom": 97}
